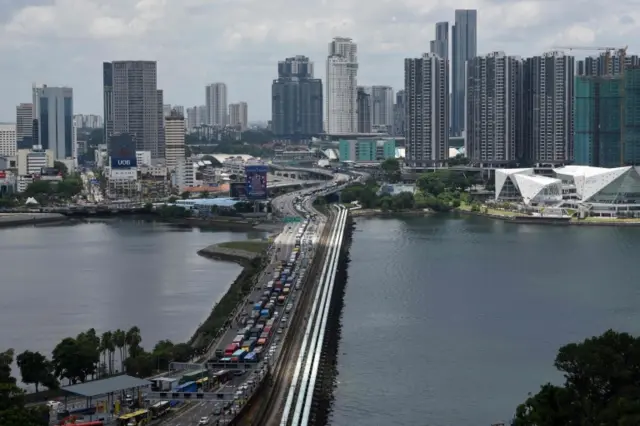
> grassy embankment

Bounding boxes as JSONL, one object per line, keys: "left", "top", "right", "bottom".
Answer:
{"left": 190, "top": 240, "right": 270, "bottom": 352}
{"left": 457, "top": 202, "right": 519, "bottom": 217}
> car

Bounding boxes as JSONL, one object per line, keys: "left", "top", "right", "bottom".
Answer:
{"left": 212, "top": 404, "right": 222, "bottom": 415}
{"left": 199, "top": 417, "right": 210, "bottom": 425}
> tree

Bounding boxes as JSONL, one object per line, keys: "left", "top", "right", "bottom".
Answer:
{"left": 180, "top": 191, "right": 190, "bottom": 200}
{"left": 0, "top": 349, "right": 48, "bottom": 426}
{"left": 56, "top": 177, "right": 83, "bottom": 198}
{"left": 100, "top": 331, "right": 115, "bottom": 375}
{"left": 380, "top": 158, "right": 401, "bottom": 183}
{"left": 24, "top": 181, "right": 53, "bottom": 197}
{"left": 200, "top": 191, "right": 210, "bottom": 199}
{"left": 53, "top": 161, "right": 68, "bottom": 177}
{"left": 112, "top": 329, "right": 126, "bottom": 372}
{"left": 125, "top": 326, "right": 142, "bottom": 359}
{"left": 513, "top": 330, "right": 640, "bottom": 426}
{"left": 15, "top": 351, "right": 57, "bottom": 393}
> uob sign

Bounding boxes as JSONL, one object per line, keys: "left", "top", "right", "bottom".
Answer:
{"left": 111, "top": 157, "right": 137, "bottom": 168}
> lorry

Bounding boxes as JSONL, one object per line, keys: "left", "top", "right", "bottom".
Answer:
{"left": 230, "top": 349, "right": 247, "bottom": 362}
{"left": 224, "top": 343, "right": 239, "bottom": 356}
{"left": 277, "top": 296, "right": 286, "bottom": 305}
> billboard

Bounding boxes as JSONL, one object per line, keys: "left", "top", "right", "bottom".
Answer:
{"left": 230, "top": 182, "right": 247, "bottom": 199}
{"left": 0, "top": 171, "right": 5, "bottom": 179}
{"left": 111, "top": 157, "right": 137, "bottom": 169}
{"left": 244, "top": 165, "right": 268, "bottom": 200}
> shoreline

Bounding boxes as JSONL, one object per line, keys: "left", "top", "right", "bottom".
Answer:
{"left": 0, "top": 213, "right": 72, "bottom": 228}
{"left": 189, "top": 241, "right": 270, "bottom": 352}
{"left": 350, "top": 207, "right": 640, "bottom": 227}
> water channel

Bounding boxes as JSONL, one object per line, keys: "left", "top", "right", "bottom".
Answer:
{"left": 0, "top": 219, "right": 267, "bottom": 380}
{"left": 330, "top": 215, "right": 640, "bottom": 426}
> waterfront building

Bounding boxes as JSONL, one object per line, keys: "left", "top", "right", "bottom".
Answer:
{"left": 465, "top": 52, "right": 522, "bottom": 165}
{"left": 16, "top": 145, "right": 55, "bottom": 176}
{"left": 495, "top": 168, "right": 562, "bottom": 205}
{"left": 229, "top": 102, "right": 248, "bottom": 131}
{"left": 404, "top": 53, "right": 449, "bottom": 169}
{"left": 452, "top": 9, "right": 477, "bottom": 136}
{"left": 206, "top": 83, "right": 228, "bottom": 126}
{"left": 338, "top": 138, "right": 396, "bottom": 162}
{"left": 574, "top": 68, "right": 640, "bottom": 167}
{"left": 174, "top": 159, "right": 195, "bottom": 191}
{"left": 103, "top": 61, "right": 163, "bottom": 158}
{"left": 32, "top": 84, "right": 74, "bottom": 160}
{"left": 272, "top": 56, "right": 323, "bottom": 140}
{"left": 495, "top": 165, "right": 640, "bottom": 217}
{"left": 0, "top": 124, "right": 17, "bottom": 157}
{"left": 326, "top": 37, "right": 358, "bottom": 134}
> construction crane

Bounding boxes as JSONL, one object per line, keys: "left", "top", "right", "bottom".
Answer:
{"left": 554, "top": 46, "right": 629, "bottom": 165}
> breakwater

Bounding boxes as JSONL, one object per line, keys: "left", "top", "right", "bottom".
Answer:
{"left": 311, "top": 215, "right": 354, "bottom": 425}
{"left": 0, "top": 213, "right": 70, "bottom": 228}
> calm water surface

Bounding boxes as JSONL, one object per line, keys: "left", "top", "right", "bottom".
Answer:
{"left": 0, "top": 220, "right": 267, "bottom": 367}
{"left": 330, "top": 215, "right": 640, "bottom": 426}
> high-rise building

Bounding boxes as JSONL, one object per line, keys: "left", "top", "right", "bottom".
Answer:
{"left": 163, "top": 104, "right": 172, "bottom": 118}
{"left": 452, "top": 9, "right": 477, "bottom": 137}
{"left": 522, "top": 52, "right": 575, "bottom": 164}
{"left": 186, "top": 106, "right": 197, "bottom": 132}
{"left": 0, "top": 124, "right": 17, "bottom": 156}
{"left": 157, "top": 90, "right": 165, "bottom": 159}
{"left": 103, "top": 61, "right": 163, "bottom": 158}
{"left": 16, "top": 103, "right": 32, "bottom": 146}
{"left": 73, "top": 114, "right": 103, "bottom": 129}
{"left": 272, "top": 56, "right": 323, "bottom": 139}
{"left": 326, "top": 37, "right": 358, "bottom": 134}
{"left": 229, "top": 102, "right": 248, "bottom": 131}
{"left": 575, "top": 68, "right": 640, "bottom": 167}
{"left": 393, "top": 90, "right": 406, "bottom": 137}
{"left": 405, "top": 53, "right": 449, "bottom": 168}
{"left": 466, "top": 52, "right": 522, "bottom": 165}
{"left": 577, "top": 53, "right": 640, "bottom": 76}
{"left": 32, "top": 84, "right": 74, "bottom": 160}
{"left": 173, "top": 105, "right": 184, "bottom": 117}
{"left": 164, "top": 110, "right": 185, "bottom": 170}
{"left": 430, "top": 22, "right": 449, "bottom": 61}
{"left": 356, "top": 87, "right": 372, "bottom": 133}
{"left": 370, "top": 86, "right": 394, "bottom": 130}
{"left": 206, "top": 83, "right": 228, "bottom": 126}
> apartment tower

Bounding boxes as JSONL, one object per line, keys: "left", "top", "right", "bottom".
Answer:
{"left": 405, "top": 53, "right": 449, "bottom": 168}
{"left": 522, "top": 51, "right": 575, "bottom": 164}
{"left": 164, "top": 110, "right": 186, "bottom": 171}
{"left": 326, "top": 37, "right": 358, "bottom": 134}
{"left": 206, "top": 83, "right": 228, "bottom": 126}
{"left": 229, "top": 102, "right": 248, "bottom": 131}
{"left": 466, "top": 52, "right": 522, "bottom": 165}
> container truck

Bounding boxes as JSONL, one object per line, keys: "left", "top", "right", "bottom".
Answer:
{"left": 283, "top": 288, "right": 290, "bottom": 296}
{"left": 253, "top": 302, "right": 262, "bottom": 311}
{"left": 260, "top": 309, "right": 270, "bottom": 318}
{"left": 230, "top": 349, "right": 247, "bottom": 362}
{"left": 277, "top": 296, "right": 286, "bottom": 305}
{"left": 232, "top": 335, "right": 244, "bottom": 345}
{"left": 257, "top": 338, "right": 267, "bottom": 346}
{"left": 224, "top": 343, "right": 239, "bottom": 356}
{"left": 244, "top": 352, "right": 258, "bottom": 362}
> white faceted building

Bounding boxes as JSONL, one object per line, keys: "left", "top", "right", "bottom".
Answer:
{"left": 553, "top": 165, "right": 640, "bottom": 216}
{"left": 495, "top": 168, "right": 562, "bottom": 205}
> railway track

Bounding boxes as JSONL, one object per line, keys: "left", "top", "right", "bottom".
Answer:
{"left": 248, "top": 208, "right": 337, "bottom": 426}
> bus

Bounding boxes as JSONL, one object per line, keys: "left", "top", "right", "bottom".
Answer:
{"left": 211, "top": 369, "right": 233, "bottom": 387}
{"left": 149, "top": 401, "right": 170, "bottom": 419}
{"left": 117, "top": 409, "right": 151, "bottom": 426}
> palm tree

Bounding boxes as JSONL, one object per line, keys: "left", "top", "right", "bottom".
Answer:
{"left": 125, "top": 326, "right": 142, "bottom": 359}
{"left": 112, "top": 329, "right": 126, "bottom": 372}
{"left": 100, "top": 331, "right": 115, "bottom": 376}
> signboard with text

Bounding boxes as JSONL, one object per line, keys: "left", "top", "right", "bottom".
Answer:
{"left": 111, "top": 157, "right": 137, "bottom": 169}
{"left": 244, "top": 165, "right": 269, "bottom": 200}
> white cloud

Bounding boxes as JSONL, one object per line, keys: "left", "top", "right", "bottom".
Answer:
{"left": 0, "top": 0, "right": 637, "bottom": 121}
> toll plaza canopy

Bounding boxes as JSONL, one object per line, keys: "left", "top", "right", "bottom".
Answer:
{"left": 62, "top": 375, "right": 152, "bottom": 398}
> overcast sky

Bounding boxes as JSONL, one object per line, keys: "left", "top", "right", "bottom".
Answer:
{"left": 0, "top": 0, "right": 636, "bottom": 122}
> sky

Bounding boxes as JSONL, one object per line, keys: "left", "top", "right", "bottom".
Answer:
{"left": 0, "top": 0, "right": 637, "bottom": 122}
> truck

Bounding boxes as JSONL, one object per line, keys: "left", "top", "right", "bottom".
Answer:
{"left": 230, "top": 349, "right": 247, "bottom": 362}
{"left": 277, "top": 295, "right": 286, "bottom": 305}
{"left": 180, "top": 368, "right": 208, "bottom": 384}
{"left": 283, "top": 288, "right": 290, "bottom": 296}
{"left": 175, "top": 381, "right": 197, "bottom": 393}
{"left": 253, "top": 302, "right": 262, "bottom": 311}
{"left": 257, "top": 338, "right": 267, "bottom": 346}
{"left": 241, "top": 339, "right": 256, "bottom": 352}
{"left": 260, "top": 309, "right": 270, "bottom": 318}
{"left": 244, "top": 352, "right": 259, "bottom": 363}
{"left": 224, "top": 343, "right": 239, "bottom": 356}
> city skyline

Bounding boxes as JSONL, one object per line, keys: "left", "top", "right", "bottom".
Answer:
{"left": 0, "top": 2, "right": 635, "bottom": 121}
